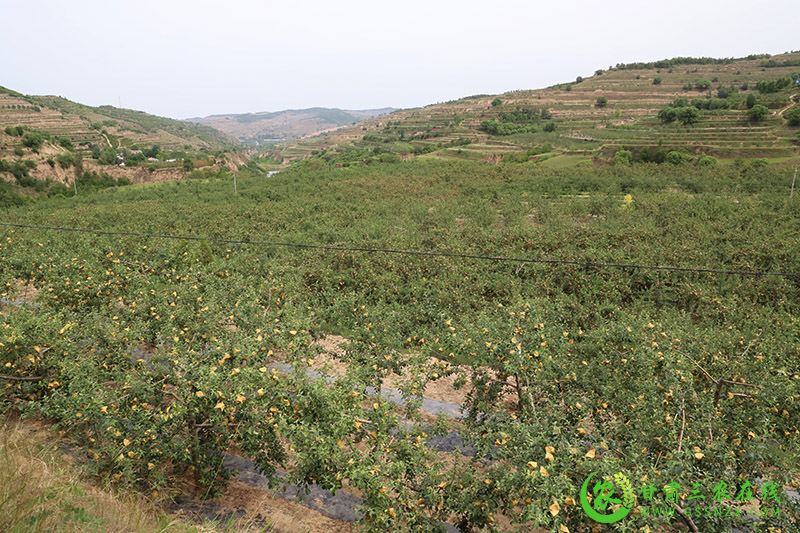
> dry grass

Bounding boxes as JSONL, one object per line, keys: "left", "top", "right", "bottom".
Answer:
{"left": 0, "top": 415, "right": 267, "bottom": 533}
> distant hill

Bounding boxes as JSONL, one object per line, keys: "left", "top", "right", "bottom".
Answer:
{"left": 266, "top": 52, "right": 800, "bottom": 166}
{"left": 188, "top": 107, "right": 397, "bottom": 145}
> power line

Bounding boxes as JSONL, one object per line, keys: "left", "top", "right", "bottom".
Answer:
{"left": 1, "top": 221, "right": 798, "bottom": 279}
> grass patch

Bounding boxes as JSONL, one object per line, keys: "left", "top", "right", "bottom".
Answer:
{"left": 0, "top": 416, "right": 258, "bottom": 533}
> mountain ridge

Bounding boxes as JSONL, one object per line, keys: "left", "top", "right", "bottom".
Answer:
{"left": 188, "top": 106, "right": 398, "bottom": 145}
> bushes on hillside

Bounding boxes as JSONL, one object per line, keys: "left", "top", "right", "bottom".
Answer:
{"left": 498, "top": 109, "right": 539, "bottom": 123}
{"left": 0, "top": 158, "right": 31, "bottom": 180}
{"left": 676, "top": 106, "right": 700, "bottom": 125}
{"left": 92, "top": 145, "right": 120, "bottom": 165}
{"left": 612, "top": 149, "right": 633, "bottom": 165}
{"left": 21, "top": 132, "right": 45, "bottom": 151}
{"left": 58, "top": 137, "right": 75, "bottom": 151}
{"left": 691, "top": 98, "right": 733, "bottom": 110}
{"left": 658, "top": 106, "right": 677, "bottom": 123}
{"left": 4, "top": 125, "right": 25, "bottom": 136}
{"left": 693, "top": 79, "right": 712, "bottom": 91}
{"left": 697, "top": 154, "right": 719, "bottom": 167}
{"left": 76, "top": 170, "right": 131, "bottom": 190}
{"left": 747, "top": 104, "right": 770, "bottom": 121}
{"left": 784, "top": 106, "right": 800, "bottom": 126}
{"left": 56, "top": 153, "right": 81, "bottom": 169}
{"left": 614, "top": 147, "right": 718, "bottom": 167}
{"left": 0, "top": 180, "right": 30, "bottom": 207}
{"left": 756, "top": 77, "right": 792, "bottom": 94}
{"left": 479, "top": 121, "right": 540, "bottom": 136}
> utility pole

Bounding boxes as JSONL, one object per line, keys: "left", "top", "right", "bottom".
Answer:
{"left": 234, "top": 173, "right": 238, "bottom": 195}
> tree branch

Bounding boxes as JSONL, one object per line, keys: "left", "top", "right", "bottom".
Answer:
{"left": 0, "top": 374, "right": 46, "bottom": 382}
{"left": 677, "top": 400, "right": 686, "bottom": 453}
{"left": 673, "top": 503, "right": 699, "bottom": 533}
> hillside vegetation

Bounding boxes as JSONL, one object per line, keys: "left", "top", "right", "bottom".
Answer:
{"left": 266, "top": 52, "right": 800, "bottom": 167}
{"left": 189, "top": 107, "right": 396, "bottom": 146}
{"left": 0, "top": 87, "right": 235, "bottom": 151}
{"left": 0, "top": 86, "right": 254, "bottom": 203}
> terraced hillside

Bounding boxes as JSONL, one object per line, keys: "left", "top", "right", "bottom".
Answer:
{"left": 0, "top": 87, "right": 235, "bottom": 151}
{"left": 268, "top": 52, "right": 800, "bottom": 166}
{"left": 0, "top": 86, "right": 251, "bottom": 202}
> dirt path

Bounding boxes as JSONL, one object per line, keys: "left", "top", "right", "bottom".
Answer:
{"left": 775, "top": 93, "right": 798, "bottom": 117}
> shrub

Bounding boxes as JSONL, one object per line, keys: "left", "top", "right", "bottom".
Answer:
{"left": 783, "top": 106, "right": 800, "bottom": 126}
{"left": 745, "top": 94, "right": 757, "bottom": 109}
{"left": 4, "top": 126, "right": 24, "bottom": 136}
{"left": 747, "top": 104, "right": 769, "bottom": 121}
{"left": 479, "top": 120, "right": 540, "bottom": 136}
{"left": 756, "top": 77, "right": 792, "bottom": 94}
{"left": 666, "top": 151, "right": 685, "bottom": 165}
{"left": 21, "top": 132, "right": 44, "bottom": 150}
{"left": 596, "top": 96, "right": 608, "bottom": 108}
{"left": 58, "top": 137, "right": 75, "bottom": 151}
{"left": 658, "top": 106, "right": 677, "bottom": 123}
{"left": 543, "top": 122, "right": 556, "bottom": 132}
{"left": 47, "top": 182, "right": 73, "bottom": 198}
{"left": 676, "top": 106, "right": 700, "bottom": 125}
{"left": 612, "top": 149, "right": 632, "bottom": 165}
{"left": 697, "top": 154, "right": 718, "bottom": 167}
{"left": 56, "top": 153, "right": 75, "bottom": 169}
{"left": 694, "top": 79, "right": 712, "bottom": 91}
{"left": 653, "top": 76, "right": 662, "bottom": 85}
{"left": 491, "top": 98, "right": 502, "bottom": 107}
{"left": 94, "top": 146, "right": 119, "bottom": 166}
{"left": 379, "top": 153, "right": 400, "bottom": 163}
{"left": 0, "top": 158, "right": 30, "bottom": 180}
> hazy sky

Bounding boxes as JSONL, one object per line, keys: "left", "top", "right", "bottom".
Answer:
{"left": 2, "top": 1, "right": 798, "bottom": 119}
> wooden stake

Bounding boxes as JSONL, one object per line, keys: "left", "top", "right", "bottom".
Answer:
{"left": 791, "top": 166, "right": 797, "bottom": 199}
{"left": 234, "top": 173, "right": 238, "bottom": 195}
